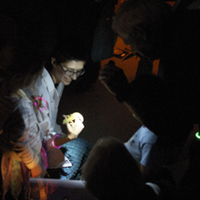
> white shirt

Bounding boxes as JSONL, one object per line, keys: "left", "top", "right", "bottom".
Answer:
{"left": 25, "top": 68, "right": 72, "bottom": 168}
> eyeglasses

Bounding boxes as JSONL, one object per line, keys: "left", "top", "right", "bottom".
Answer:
{"left": 59, "top": 63, "right": 85, "bottom": 76}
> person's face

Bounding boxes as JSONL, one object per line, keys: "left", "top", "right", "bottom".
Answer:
{"left": 120, "top": 32, "right": 161, "bottom": 61}
{"left": 113, "top": 23, "right": 158, "bottom": 61}
{"left": 112, "top": 8, "right": 162, "bottom": 61}
{"left": 116, "top": 29, "right": 148, "bottom": 59}
{"left": 51, "top": 58, "right": 85, "bottom": 85}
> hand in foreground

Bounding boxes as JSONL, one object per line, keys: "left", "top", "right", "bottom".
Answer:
{"left": 99, "top": 60, "right": 130, "bottom": 96}
{"left": 63, "top": 112, "right": 84, "bottom": 140}
{"left": 31, "top": 163, "right": 43, "bottom": 178}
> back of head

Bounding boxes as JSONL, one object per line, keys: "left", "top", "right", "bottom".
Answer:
{"left": 113, "top": 0, "right": 171, "bottom": 34}
{"left": 112, "top": 0, "right": 172, "bottom": 59}
{"left": 82, "top": 137, "right": 141, "bottom": 200}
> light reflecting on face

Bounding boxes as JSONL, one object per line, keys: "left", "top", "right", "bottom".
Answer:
{"left": 54, "top": 60, "right": 85, "bottom": 85}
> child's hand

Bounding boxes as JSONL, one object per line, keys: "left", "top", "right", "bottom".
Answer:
{"left": 31, "top": 163, "right": 43, "bottom": 178}
{"left": 63, "top": 112, "right": 84, "bottom": 140}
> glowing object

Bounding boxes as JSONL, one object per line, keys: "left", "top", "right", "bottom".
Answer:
{"left": 195, "top": 132, "right": 200, "bottom": 140}
{"left": 63, "top": 112, "right": 83, "bottom": 124}
{"left": 34, "top": 97, "right": 47, "bottom": 111}
{"left": 53, "top": 135, "right": 62, "bottom": 149}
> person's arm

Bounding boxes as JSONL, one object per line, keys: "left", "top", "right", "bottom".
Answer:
{"left": 53, "top": 134, "right": 74, "bottom": 148}
{"left": 99, "top": 60, "right": 131, "bottom": 102}
{"left": 53, "top": 114, "right": 84, "bottom": 147}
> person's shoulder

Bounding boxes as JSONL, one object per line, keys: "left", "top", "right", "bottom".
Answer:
{"left": 32, "top": 68, "right": 53, "bottom": 93}
{"left": 41, "top": 67, "right": 49, "bottom": 77}
{"left": 137, "top": 126, "right": 158, "bottom": 143}
{"left": 15, "top": 96, "right": 32, "bottom": 114}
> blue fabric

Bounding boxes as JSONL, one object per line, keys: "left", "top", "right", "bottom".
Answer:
{"left": 125, "top": 126, "right": 157, "bottom": 167}
{"left": 46, "top": 137, "right": 92, "bottom": 180}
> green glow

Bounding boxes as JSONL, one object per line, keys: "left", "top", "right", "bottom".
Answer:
{"left": 195, "top": 132, "right": 200, "bottom": 139}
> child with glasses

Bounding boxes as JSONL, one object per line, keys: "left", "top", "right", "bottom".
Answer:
{"left": 25, "top": 36, "right": 92, "bottom": 180}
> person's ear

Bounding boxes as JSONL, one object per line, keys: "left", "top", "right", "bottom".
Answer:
{"left": 51, "top": 57, "right": 56, "bottom": 66}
